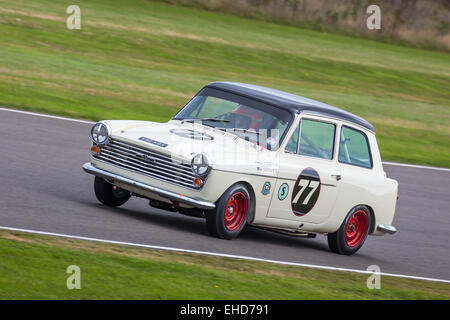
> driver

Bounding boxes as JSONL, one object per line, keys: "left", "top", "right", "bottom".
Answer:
{"left": 230, "top": 105, "right": 263, "bottom": 130}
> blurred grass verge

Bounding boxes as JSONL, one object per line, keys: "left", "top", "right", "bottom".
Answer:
{"left": 0, "top": 0, "right": 448, "bottom": 167}
{"left": 0, "top": 230, "right": 449, "bottom": 299}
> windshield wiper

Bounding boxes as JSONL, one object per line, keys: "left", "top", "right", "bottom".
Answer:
{"left": 230, "top": 128, "right": 260, "bottom": 135}
{"left": 180, "top": 118, "right": 230, "bottom": 124}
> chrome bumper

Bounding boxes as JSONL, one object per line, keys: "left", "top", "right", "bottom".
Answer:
{"left": 82, "top": 162, "right": 216, "bottom": 210}
{"left": 377, "top": 224, "right": 397, "bottom": 234}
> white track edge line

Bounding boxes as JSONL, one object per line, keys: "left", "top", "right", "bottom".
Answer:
{"left": 382, "top": 161, "right": 450, "bottom": 172}
{"left": 0, "top": 107, "right": 94, "bottom": 124}
{"left": 1, "top": 226, "right": 449, "bottom": 284}
{"left": 1, "top": 107, "right": 448, "bottom": 172}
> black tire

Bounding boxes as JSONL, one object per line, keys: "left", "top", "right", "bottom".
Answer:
{"left": 94, "top": 177, "right": 131, "bottom": 207}
{"left": 206, "top": 183, "right": 250, "bottom": 240}
{"left": 327, "top": 205, "right": 372, "bottom": 255}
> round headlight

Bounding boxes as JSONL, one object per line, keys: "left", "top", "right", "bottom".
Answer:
{"left": 191, "top": 153, "right": 211, "bottom": 177}
{"left": 91, "top": 122, "right": 111, "bottom": 145}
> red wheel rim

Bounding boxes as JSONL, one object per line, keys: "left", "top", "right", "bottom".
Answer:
{"left": 345, "top": 210, "right": 368, "bottom": 247}
{"left": 224, "top": 192, "right": 248, "bottom": 231}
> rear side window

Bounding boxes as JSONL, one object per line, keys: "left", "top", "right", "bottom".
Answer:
{"left": 298, "top": 119, "right": 336, "bottom": 160}
{"left": 338, "top": 126, "right": 372, "bottom": 168}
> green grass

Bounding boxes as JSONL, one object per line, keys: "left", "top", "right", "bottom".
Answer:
{"left": 0, "top": 230, "right": 449, "bottom": 299}
{"left": 0, "top": 0, "right": 449, "bottom": 167}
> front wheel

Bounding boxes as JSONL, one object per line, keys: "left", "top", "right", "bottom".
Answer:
{"left": 94, "top": 177, "right": 131, "bottom": 207}
{"left": 327, "top": 206, "right": 372, "bottom": 255}
{"left": 206, "top": 183, "right": 250, "bottom": 240}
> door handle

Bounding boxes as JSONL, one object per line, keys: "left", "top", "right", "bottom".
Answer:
{"left": 331, "top": 174, "right": 342, "bottom": 181}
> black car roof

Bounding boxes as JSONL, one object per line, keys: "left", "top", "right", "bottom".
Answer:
{"left": 205, "top": 82, "right": 374, "bottom": 131}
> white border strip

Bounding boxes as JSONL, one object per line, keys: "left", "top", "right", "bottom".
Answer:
{"left": 0, "top": 107, "right": 94, "bottom": 124}
{"left": 382, "top": 161, "right": 450, "bottom": 172}
{"left": 1, "top": 226, "right": 449, "bottom": 284}
{"left": 1, "top": 107, "right": 448, "bottom": 172}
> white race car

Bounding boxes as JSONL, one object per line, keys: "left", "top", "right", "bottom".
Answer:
{"left": 83, "top": 82, "right": 398, "bottom": 255}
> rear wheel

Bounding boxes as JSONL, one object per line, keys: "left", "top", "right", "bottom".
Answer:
{"left": 206, "top": 183, "right": 250, "bottom": 240}
{"left": 327, "top": 206, "right": 371, "bottom": 255}
{"left": 94, "top": 177, "right": 131, "bottom": 207}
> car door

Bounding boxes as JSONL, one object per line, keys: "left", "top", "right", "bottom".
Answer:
{"left": 267, "top": 115, "right": 342, "bottom": 224}
{"left": 332, "top": 124, "right": 379, "bottom": 217}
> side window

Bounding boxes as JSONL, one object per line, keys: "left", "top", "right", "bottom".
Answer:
{"left": 298, "top": 119, "right": 335, "bottom": 160}
{"left": 339, "top": 126, "right": 372, "bottom": 168}
{"left": 285, "top": 122, "right": 300, "bottom": 154}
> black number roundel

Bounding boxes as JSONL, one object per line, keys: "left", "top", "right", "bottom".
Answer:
{"left": 291, "top": 167, "right": 321, "bottom": 216}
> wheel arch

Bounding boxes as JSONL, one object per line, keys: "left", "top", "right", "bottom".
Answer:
{"left": 365, "top": 204, "right": 376, "bottom": 234}
{"left": 215, "top": 180, "right": 256, "bottom": 224}
{"left": 346, "top": 204, "right": 375, "bottom": 234}
{"left": 239, "top": 181, "right": 256, "bottom": 223}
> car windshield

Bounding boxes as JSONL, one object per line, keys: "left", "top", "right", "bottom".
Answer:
{"left": 172, "top": 88, "right": 293, "bottom": 150}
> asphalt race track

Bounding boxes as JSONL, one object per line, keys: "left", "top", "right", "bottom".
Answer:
{"left": 0, "top": 108, "right": 449, "bottom": 281}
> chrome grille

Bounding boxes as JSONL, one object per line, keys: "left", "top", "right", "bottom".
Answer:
{"left": 94, "top": 139, "right": 199, "bottom": 190}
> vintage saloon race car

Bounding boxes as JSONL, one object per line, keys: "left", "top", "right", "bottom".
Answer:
{"left": 83, "top": 82, "right": 398, "bottom": 255}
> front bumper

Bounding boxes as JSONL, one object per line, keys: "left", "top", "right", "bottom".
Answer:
{"left": 82, "top": 162, "right": 216, "bottom": 210}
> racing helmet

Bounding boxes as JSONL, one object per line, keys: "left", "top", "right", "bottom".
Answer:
{"left": 231, "top": 105, "right": 263, "bottom": 130}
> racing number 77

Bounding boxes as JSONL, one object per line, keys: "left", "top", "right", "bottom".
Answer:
{"left": 293, "top": 179, "right": 319, "bottom": 205}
